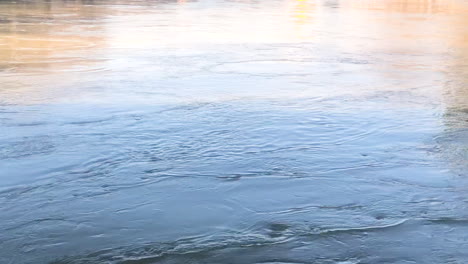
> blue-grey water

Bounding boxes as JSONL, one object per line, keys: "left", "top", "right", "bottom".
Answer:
{"left": 1, "top": 0, "right": 468, "bottom": 263}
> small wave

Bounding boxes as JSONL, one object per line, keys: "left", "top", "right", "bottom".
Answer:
{"left": 428, "top": 217, "right": 468, "bottom": 225}
{"left": 0, "top": 136, "right": 55, "bottom": 160}
{"left": 48, "top": 219, "right": 411, "bottom": 264}
{"left": 310, "top": 219, "right": 408, "bottom": 235}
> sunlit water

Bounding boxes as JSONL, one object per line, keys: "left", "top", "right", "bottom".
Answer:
{"left": 1, "top": 0, "right": 468, "bottom": 263}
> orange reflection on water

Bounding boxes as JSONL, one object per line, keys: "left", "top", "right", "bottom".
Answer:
{"left": 0, "top": 0, "right": 467, "bottom": 106}
{"left": 0, "top": 0, "right": 106, "bottom": 72}
{"left": 291, "top": 0, "right": 316, "bottom": 25}
{"left": 346, "top": 0, "right": 468, "bottom": 14}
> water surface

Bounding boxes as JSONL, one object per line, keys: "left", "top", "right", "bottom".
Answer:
{"left": 1, "top": 0, "right": 468, "bottom": 263}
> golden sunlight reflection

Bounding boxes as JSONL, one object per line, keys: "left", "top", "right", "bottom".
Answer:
{"left": 289, "top": 0, "right": 316, "bottom": 40}
{"left": 291, "top": 0, "right": 316, "bottom": 25}
{"left": 0, "top": 0, "right": 106, "bottom": 72}
{"left": 0, "top": 0, "right": 467, "bottom": 106}
{"left": 346, "top": 0, "right": 468, "bottom": 14}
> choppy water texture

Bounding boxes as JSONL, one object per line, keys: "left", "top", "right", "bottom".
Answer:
{"left": 1, "top": 0, "right": 468, "bottom": 263}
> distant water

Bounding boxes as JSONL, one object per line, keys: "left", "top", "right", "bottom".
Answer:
{"left": 1, "top": 0, "right": 468, "bottom": 263}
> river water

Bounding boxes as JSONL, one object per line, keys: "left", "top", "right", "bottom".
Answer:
{"left": 1, "top": 0, "right": 468, "bottom": 263}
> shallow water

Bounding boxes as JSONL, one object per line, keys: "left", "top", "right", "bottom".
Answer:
{"left": 1, "top": 0, "right": 468, "bottom": 263}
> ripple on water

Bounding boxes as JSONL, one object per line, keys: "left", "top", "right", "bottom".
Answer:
{"left": 0, "top": 136, "right": 55, "bottom": 160}
{"left": 43, "top": 218, "right": 468, "bottom": 264}
{"left": 1, "top": 0, "right": 468, "bottom": 263}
